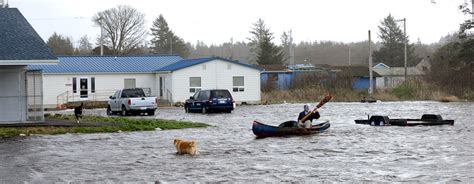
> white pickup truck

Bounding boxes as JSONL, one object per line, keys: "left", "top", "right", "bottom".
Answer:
{"left": 107, "top": 88, "right": 157, "bottom": 116}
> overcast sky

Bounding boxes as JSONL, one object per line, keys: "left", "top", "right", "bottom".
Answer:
{"left": 9, "top": 0, "right": 469, "bottom": 46}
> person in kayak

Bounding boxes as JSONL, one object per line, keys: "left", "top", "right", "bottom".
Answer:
{"left": 297, "top": 104, "right": 320, "bottom": 128}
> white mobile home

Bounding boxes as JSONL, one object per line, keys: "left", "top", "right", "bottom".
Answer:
{"left": 157, "top": 57, "right": 262, "bottom": 104}
{"left": 372, "top": 61, "right": 428, "bottom": 89}
{"left": 30, "top": 56, "right": 261, "bottom": 108}
{"left": 0, "top": 8, "right": 58, "bottom": 123}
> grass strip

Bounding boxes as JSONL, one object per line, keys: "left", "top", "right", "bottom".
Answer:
{"left": 0, "top": 114, "right": 209, "bottom": 138}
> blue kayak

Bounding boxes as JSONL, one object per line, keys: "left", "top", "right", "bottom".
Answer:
{"left": 252, "top": 120, "right": 330, "bottom": 138}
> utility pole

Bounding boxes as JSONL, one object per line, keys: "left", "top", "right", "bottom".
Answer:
{"left": 169, "top": 36, "right": 173, "bottom": 54}
{"left": 403, "top": 18, "right": 407, "bottom": 81}
{"left": 100, "top": 25, "right": 104, "bottom": 56}
{"left": 348, "top": 45, "right": 352, "bottom": 66}
{"left": 98, "top": 17, "right": 104, "bottom": 56}
{"left": 289, "top": 30, "right": 295, "bottom": 66}
{"left": 368, "top": 30, "right": 373, "bottom": 98}
{"left": 395, "top": 18, "right": 408, "bottom": 81}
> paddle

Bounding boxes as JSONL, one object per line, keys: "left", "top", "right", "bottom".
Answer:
{"left": 298, "top": 95, "right": 333, "bottom": 124}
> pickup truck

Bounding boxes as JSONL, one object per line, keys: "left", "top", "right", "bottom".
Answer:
{"left": 107, "top": 88, "right": 157, "bottom": 116}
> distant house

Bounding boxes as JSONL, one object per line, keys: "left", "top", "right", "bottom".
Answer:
{"left": 0, "top": 8, "right": 58, "bottom": 123}
{"left": 372, "top": 59, "right": 430, "bottom": 89}
{"left": 260, "top": 64, "right": 333, "bottom": 90}
{"left": 332, "top": 66, "right": 380, "bottom": 90}
{"left": 259, "top": 65, "right": 294, "bottom": 90}
{"left": 30, "top": 56, "right": 261, "bottom": 108}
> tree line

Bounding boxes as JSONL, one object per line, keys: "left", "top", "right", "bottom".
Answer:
{"left": 46, "top": 5, "right": 444, "bottom": 67}
{"left": 45, "top": 3, "right": 472, "bottom": 98}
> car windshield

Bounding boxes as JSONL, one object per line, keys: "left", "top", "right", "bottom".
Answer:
{"left": 211, "top": 90, "right": 231, "bottom": 98}
{"left": 122, "top": 89, "right": 145, "bottom": 98}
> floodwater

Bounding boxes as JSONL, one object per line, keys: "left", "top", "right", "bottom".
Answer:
{"left": 0, "top": 102, "right": 473, "bottom": 182}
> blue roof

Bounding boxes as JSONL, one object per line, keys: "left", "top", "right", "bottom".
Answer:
{"left": 28, "top": 55, "right": 183, "bottom": 73}
{"left": 0, "top": 8, "right": 56, "bottom": 60}
{"left": 157, "top": 57, "right": 262, "bottom": 72}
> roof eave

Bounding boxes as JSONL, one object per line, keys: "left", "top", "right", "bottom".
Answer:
{"left": 154, "top": 70, "right": 172, "bottom": 74}
{"left": 0, "top": 59, "right": 58, "bottom": 65}
{"left": 42, "top": 71, "right": 155, "bottom": 75}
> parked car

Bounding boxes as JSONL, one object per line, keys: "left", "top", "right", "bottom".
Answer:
{"left": 107, "top": 88, "right": 157, "bottom": 116}
{"left": 185, "top": 89, "right": 235, "bottom": 113}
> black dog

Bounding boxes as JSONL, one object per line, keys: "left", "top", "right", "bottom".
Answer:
{"left": 74, "top": 102, "right": 83, "bottom": 123}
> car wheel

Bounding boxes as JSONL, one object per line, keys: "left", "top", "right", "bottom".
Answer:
{"left": 185, "top": 106, "right": 190, "bottom": 113}
{"left": 226, "top": 109, "right": 232, "bottom": 113}
{"left": 121, "top": 106, "right": 128, "bottom": 116}
{"left": 201, "top": 106, "right": 207, "bottom": 114}
{"left": 148, "top": 110, "right": 155, "bottom": 116}
{"left": 106, "top": 106, "right": 112, "bottom": 115}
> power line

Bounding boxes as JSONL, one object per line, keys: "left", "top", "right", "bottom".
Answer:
{"left": 29, "top": 17, "right": 90, "bottom": 21}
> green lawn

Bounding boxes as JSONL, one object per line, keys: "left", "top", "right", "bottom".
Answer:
{"left": 0, "top": 114, "right": 210, "bottom": 138}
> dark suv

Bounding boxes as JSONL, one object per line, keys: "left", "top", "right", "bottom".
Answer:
{"left": 185, "top": 89, "right": 235, "bottom": 113}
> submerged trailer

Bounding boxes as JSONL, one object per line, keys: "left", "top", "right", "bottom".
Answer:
{"left": 355, "top": 114, "right": 454, "bottom": 126}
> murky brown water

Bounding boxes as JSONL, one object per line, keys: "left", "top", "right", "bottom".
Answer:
{"left": 1, "top": 102, "right": 473, "bottom": 182}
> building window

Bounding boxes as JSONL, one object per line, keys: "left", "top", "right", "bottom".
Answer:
{"left": 233, "top": 76, "right": 244, "bottom": 92}
{"left": 189, "top": 77, "right": 201, "bottom": 93}
{"left": 72, "top": 77, "right": 77, "bottom": 93}
{"left": 124, "top": 78, "right": 136, "bottom": 89}
{"left": 91, "top": 77, "right": 95, "bottom": 93}
{"left": 159, "top": 77, "right": 163, "bottom": 97}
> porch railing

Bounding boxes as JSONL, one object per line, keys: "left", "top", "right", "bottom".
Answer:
{"left": 56, "top": 88, "right": 152, "bottom": 109}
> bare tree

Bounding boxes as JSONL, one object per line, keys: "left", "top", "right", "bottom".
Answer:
{"left": 92, "top": 5, "right": 146, "bottom": 55}
{"left": 75, "top": 35, "right": 93, "bottom": 55}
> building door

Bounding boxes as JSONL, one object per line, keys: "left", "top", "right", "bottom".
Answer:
{"left": 0, "top": 71, "right": 24, "bottom": 122}
{"left": 79, "top": 78, "right": 88, "bottom": 99}
{"left": 159, "top": 77, "right": 163, "bottom": 97}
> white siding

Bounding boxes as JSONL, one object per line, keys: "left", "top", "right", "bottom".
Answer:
{"left": 171, "top": 59, "right": 261, "bottom": 103}
{"left": 154, "top": 73, "right": 172, "bottom": 101}
{"left": 0, "top": 66, "right": 27, "bottom": 123}
{"left": 43, "top": 73, "right": 156, "bottom": 108}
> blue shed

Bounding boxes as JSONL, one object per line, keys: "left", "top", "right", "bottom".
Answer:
{"left": 332, "top": 66, "right": 379, "bottom": 90}
{"left": 259, "top": 65, "right": 294, "bottom": 90}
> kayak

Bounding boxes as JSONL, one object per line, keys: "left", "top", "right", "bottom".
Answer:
{"left": 252, "top": 120, "right": 330, "bottom": 138}
{"left": 355, "top": 114, "right": 454, "bottom": 126}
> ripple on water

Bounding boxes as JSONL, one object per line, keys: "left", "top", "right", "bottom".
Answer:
{"left": 0, "top": 102, "right": 473, "bottom": 182}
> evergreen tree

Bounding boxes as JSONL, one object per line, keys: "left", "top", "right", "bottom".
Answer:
{"left": 249, "top": 18, "right": 284, "bottom": 65}
{"left": 429, "top": 39, "right": 473, "bottom": 96}
{"left": 47, "top": 32, "right": 74, "bottom": 55}
{"left": 150, "top": 14, "right": 189, "bottom": 58}
{"left": 458, "top": 1, "right": 473, "bottom": 39}
{"left": 373, "top": 14, "right": 419, "bottom": 67}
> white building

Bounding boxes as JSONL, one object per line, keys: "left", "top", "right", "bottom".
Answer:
{"left": 157, "top": 57, "right": 261, "bottom": 104}
{"left": 372, "top": 60, "right": 430, "bottom": 89}
{"left": 29, "top": 56, "right": 261, "bottom": 108}
{"left": 0, "top": 8, "right": 58, "bottom": 123}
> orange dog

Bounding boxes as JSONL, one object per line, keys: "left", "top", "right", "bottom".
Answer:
{"left": 174, "top": 139, "right": 197, "bottom": 155}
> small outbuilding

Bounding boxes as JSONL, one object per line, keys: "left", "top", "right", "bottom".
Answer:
{"left": 0, "top": 8, "right": 58, "bottom": 123}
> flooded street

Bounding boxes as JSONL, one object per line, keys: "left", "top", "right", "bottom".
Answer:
{"left": 1, "top": 102, "right": 473, "bottom": 182}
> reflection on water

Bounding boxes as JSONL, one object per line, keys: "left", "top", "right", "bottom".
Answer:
{"left": 1, "top": 102, "right": 473, "bottom": 182}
